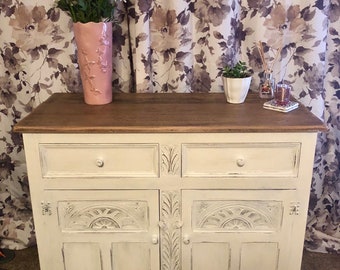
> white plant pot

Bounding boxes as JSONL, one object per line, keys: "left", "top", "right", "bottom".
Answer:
{"left": 223, "top": 76, "right": 252, "bottom": 104}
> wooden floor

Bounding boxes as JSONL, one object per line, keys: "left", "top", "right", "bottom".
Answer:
{"left": 0, "top": 246, "right": 339, "bottom": 270}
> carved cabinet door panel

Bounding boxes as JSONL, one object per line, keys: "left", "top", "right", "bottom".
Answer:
{"left": 37, "top": 190, "right": 160, "bottom": 270}
{"left": 181, "top": 190, "right": 297, "bottom": 270}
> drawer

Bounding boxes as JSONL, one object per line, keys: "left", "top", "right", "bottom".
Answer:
{"left": 182, "top": 143, "right": 300, "bottom": 178}
{"left": 39, "top": 143, "right": 159, "bottom": 178}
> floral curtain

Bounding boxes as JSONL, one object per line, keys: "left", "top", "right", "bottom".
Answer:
{"left": 0, "top": 0, "right": 339, "bottom": 253}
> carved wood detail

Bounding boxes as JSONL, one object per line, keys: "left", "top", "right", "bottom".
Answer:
{"left": 41, "top": 201, "right": 52, "bottom": 216}
{"left": 193, "top": 200, "right": 282, "bottom": 232}
{"left": 59, "top": 201, "right": 148, "bottom": 232}
{"left": 161, "top": 145, "right": 180, "bottom": 175}
{"left": 289, "top": 202, "right": 300, "bottom": 215}
{"left": 160, "top": 191, "right": 181, "bottom": 270}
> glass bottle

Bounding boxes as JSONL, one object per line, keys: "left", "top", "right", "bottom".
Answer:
{"left": 259, "top": 71, "right": 275, "bottom": 99}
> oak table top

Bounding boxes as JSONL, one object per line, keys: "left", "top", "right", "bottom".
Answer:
{"left": 14, "top": 92, "right": 326, "bottom": 133}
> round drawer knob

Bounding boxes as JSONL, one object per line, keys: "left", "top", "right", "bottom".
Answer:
{"left": 183, "top": 235, "right": 190, "bottom": 245}
{"left": 96, "top": 159, "right": 104, "bottom": 168}
{"left": 151, "top": 235, "right": 159, "bottom": 245}
{"left": 236, "top": 158, "right": 245, "bottom": 167}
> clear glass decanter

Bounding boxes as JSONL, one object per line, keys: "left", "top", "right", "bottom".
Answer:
{"left": 259, "top": 71, "right": 275, "bottom": 99}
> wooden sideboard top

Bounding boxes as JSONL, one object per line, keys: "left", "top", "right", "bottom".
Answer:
{"left": 14, "top": 92, "right": 326, "bottom": 133}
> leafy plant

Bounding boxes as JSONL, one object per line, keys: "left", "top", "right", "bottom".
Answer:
{"left": 222, "top": 61, "right": 251, "bottom": 78}
{"left": 56, "top": 0, "right": 116, "bottom": 23}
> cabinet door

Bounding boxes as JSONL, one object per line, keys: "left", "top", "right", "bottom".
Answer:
{"left": 181, "top": 190, "right": 297, "bottom": 270}
{"left": 37, "top": 190, "right": 159, "bottom": 270}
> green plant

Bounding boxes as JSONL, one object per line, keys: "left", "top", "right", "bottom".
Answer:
{"left": 56, "top": 0, "right": 116, "bottom": 23}
{"left": 222, "top": 61, "right": 251, "bottom": 78}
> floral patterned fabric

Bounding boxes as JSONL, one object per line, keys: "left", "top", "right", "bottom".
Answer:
{"left": 1, "top": 0, "right": 339, "bottom": 253}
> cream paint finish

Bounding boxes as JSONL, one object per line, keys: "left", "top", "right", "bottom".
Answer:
{"left": 23, "top": 132, "right": 317, "bottom": 270}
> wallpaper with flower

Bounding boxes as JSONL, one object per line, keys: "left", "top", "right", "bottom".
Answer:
{"left": 0, "top": 0, "right": 339, "bottom": 253}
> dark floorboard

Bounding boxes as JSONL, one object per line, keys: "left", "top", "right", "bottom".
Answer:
{"left": 0, "top": 246, "right": 339, "bottom": 270}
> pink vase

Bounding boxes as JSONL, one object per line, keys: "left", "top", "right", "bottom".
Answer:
{"left": 73, "top": 22, "right": 113, "bottom": 105}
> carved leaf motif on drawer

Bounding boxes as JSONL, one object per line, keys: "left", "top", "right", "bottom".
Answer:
{"left": 161, "top": 145, "right": 180, "bottom": 175}
{"left": 193, "top": 200, "right": 283, "bottom": 232}
{"left": 59, "top": 201, "right": 149, "bottom": 232}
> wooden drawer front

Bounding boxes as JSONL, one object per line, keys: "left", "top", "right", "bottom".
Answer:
{"left": 39, "top": 143, "right": 159, "bottom": 178}
{"left": 182, "top": 143, "right": 300, "bottom": 178}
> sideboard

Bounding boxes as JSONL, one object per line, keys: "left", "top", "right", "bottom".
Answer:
{"left": 14, "top": 93, "right": 326, "bottom": 270}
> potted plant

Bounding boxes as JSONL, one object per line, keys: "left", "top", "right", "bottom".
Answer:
{"left": 222, "top": 61, "right": 252, "bottom": 104}
{"left": 56, "top": 0, "right": 117, "bottom": 105}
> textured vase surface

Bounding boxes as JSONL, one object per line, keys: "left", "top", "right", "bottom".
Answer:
{"left": 73, "top": 22, "right": 112, "bottom": 105}
{"left": 223, "top": 77, "right": 252, "bottom": 104}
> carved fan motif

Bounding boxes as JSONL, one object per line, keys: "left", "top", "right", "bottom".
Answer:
{"left": 193, "top": 200, "right": 282, "bottom": 232}
{"left": 90, "top": 217, "right": 119, "bottom": 229}
{"left": 60, "top": 201, "right": 148, "bottom": 232}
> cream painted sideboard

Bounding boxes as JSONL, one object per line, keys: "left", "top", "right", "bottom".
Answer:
{"left": 14, "top": 93, "right": 325, "bottom": 270}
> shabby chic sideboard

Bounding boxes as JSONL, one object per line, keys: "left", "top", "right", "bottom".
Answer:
{"left": 14, "top": 93, "right": 325, "bottom": 270}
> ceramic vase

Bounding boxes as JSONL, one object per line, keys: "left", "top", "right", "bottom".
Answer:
{"left": 73, "top": 22, "right": 113, "bottom": 105}
{"left": 223, "top": 77, "right": 252, "bottom": 104}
